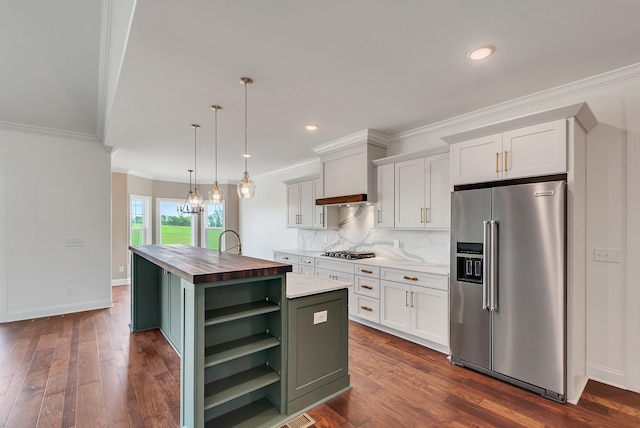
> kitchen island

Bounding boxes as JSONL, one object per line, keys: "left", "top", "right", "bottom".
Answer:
{"left": 129, "top": 244, "right": 350, "bottom": 428}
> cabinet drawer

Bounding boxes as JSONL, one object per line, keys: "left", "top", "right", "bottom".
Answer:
{"left": 354, "top": 276, "right": 379, "bottom": 299}
{"left": 315, "top": 269, "right": 354, "bottom": 285}
{"left": 298, "top": 256, "right": 315, "bottom": 266}
{"left": 274, "top": 252, "right": 296, "bottom": 263}
{"left": 354, "top": 264, "right": 380, "bottom": 277}
{"left": 380, "top": 268, "right": 448, "bottom": 291}
{"left": 315, "top": 258, "right": 355, "bottom": 274}
{"left": 354, "top": 295, "right": 380, "bottom": 323}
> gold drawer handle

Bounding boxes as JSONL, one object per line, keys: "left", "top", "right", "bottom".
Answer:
{"left": 360, "top": 305, "right": 373, "bottom": 312}
{"left": 403, "top": 275, "right": 418, "bottom": 281}
{"left": 360, "top": 269, "right": 373, "bottom": 274}
{"left": 496, "top": 152, "right": 499, "bottom": 173}
{"left": 360, "top": 285, "right": 373, "bottom": 290}
{"left": 504, "top": 150, "right": 508, "bottom": 172}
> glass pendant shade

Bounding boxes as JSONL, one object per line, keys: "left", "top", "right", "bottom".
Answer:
{"left": 209, "top": 182, "right": 224, "bottom": 203}
{"left": 189, "top": 188, "right": 202, "bottom": 207}
{"left": 237, "top": 171, "right": 255, "bottom": 198}
{"left": 238, "top": 77, "right": 255, "bottom": 199}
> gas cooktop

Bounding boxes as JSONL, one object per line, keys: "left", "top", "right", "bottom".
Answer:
{"left": 321, "top": 251, "right": 376, "bottom": 260}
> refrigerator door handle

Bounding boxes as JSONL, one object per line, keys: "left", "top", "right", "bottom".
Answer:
{"left": 490, "top": 220, "right": 499, "bottom": 311}
{"left": 482, "top": 220, "right": 490, "bottom": 310}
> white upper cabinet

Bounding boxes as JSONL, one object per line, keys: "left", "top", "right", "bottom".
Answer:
{"left": 393, "top": 153, "right": 450, "bottom": 229}
{"left": 375, "top": 163, "right": 395, "bottom": 228}
{"left": 285, "top": 178, "right": 338, "bottom": 229}
{"left": 502, "top": 119, "right": 567, "bottom": 180}
{"left": 286, "top": 181, "right": 313, "bottom": 228}
{"left": 394, "top": 158, "right": 427, "bottom": 229}
{"left": 451, "top": 119, "right": 567, "bottom": 186}
{"left": 451, "top": 133, "right": 502, "bottom": 185}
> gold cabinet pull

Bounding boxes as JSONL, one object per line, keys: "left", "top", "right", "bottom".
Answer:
{"left": 319, "top": 212, "right": 324, "bottom": 226}
{"left": 420, "top": 208, "right": 424, "bottom": 223}
{"left": 377, "top": 209, "right": 382, "bottom": 223}
{"left": 360, "top": 284, "right": 373, "bottom": 290}
{"left": 504, "top": 150, "right": 508, "bottom": 172}
{"left": 360, "top": 269, "right": 373, "bottom": 274}
{"left": 360, "top": 305, "right": 373, "bottom": 312}
{"left": 425, "top": 207, "right": 430, "bottom": 223}
{"left": 411, "top": 291, "right": 415, "bottom": 307}
{"left": 403, "top": 275, "right": 418, "bottom": 281}
{"left": 496, "top": 152, "right": 499, "bottom": 173}
{"left": 405, "top": 290, "right": 409, "bottom": 306}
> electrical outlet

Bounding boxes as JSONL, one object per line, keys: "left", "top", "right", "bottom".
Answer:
{"left": 593, "top": 248, "right": 621, "bottom": 263}
{"left": 393, "top": 239, "right": 400, "bottom": 248}
{"left": 64, "top": 238, "right": 84, "bottom": 247}
{"left": 118, "top": 266, "right": 124, "bottom": 273}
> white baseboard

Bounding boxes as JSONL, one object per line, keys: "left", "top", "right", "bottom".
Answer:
{"left": 112, "top": 278, "right": 130, "bottom": 286}
{"left": 587, "top": 363, "right": 627, "bottom": 390}
{"left": 7, "top": 299, "right": 114, "bottom": 322}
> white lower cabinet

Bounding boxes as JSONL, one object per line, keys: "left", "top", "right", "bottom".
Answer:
{"left": 380, "top": 268, "right": 449, "bottom": 347}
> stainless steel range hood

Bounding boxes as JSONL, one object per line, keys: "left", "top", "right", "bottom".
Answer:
{"left": 313, "top": 130, "right": 388, "bottom": 206}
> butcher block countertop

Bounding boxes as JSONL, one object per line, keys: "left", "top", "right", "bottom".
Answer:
{"left": 129, "top": 244, "right": 292, "bottom": 284}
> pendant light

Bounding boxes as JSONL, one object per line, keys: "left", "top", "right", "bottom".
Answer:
{"left": 237, "top": 77, "right": 256, "bottom": 198}
{"left": 209, "top": 105, "right": 224, "bottom": 203}
{"left": 177, "top": 124, "right": 204, "bottom": 215}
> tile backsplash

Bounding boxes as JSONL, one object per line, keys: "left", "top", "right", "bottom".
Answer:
{"left": 298, "top": 205, "right": 450, "bottom": 265}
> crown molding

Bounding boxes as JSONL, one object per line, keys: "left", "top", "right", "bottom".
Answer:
{"left": 391, "top": 62, "right": 640, "bottom": 142}
{"left": 313, "top": 129, "right": 389, "bottom": 155}
{"left": 256, "top": 157, "right": 319, "bottom": 178}
{"left": 0, "top": 121, "right": 99, "bottom": 142}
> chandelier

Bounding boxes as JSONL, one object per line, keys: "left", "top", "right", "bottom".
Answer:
{"left": 177, "top": 124, "right": 204, "bottom": 215}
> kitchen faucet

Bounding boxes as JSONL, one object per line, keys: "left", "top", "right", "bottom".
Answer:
{"left": 218, "top": 229, "right": 242, "bottom": 255}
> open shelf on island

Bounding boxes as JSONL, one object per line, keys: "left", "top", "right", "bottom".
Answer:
{"left": 205, "top": 333, "right": 281, "bottom": 368}
{"left": 204, "top": 397, "right": 282, "bottom": 428}
{"left": 204, "top": 301, "right": 281, "bottom": 326}
{"left": 204, "top": 365, "right": 280, "bottom": 411}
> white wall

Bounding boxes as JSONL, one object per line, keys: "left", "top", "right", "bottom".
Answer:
{"left": 0, "top": 128, "right": 112, "bottom": 321}
{"left": 240, "top": 67, "right": 640, "bottom": 393}
{"left": 239, "top": 163, "right": 317, "bottom": 260}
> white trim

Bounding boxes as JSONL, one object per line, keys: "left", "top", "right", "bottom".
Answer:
{"left": 567, "top": 377, "right": 589, "bottom": 405}
{"left": 7, "top": 299, "right": 113, "bottom": 322}
{"left": 0, "top": 120, "right": 99, "bottom": 142}
{"left": 0, "top": 154, "right": 7, "bottom": 322}
{"left": 96, "top": 0, "right": 112, "bottom": 143}
{"left": 587, "top": 363, "right": 627, "bottom": 390}
{"left": 625, "top": 94, "right": 640, "bottom": 393}
{"left": 392, "top": 62, "right": 640, "bottom": 143}
{"left": 112, "top": 278, "right": 130, "bottom": 286}
{"left": 313, "top": 129, "right": 389, "bottom": 155}
{"left": 257, "top": 158, "right": 319, "bottom": 179}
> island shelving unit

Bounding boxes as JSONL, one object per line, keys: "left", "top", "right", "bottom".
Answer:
{"left": 129, "top": 244, "right": 293, "bottom": 428}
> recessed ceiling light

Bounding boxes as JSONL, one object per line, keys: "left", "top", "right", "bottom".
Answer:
{"left": 305, "top": 123, "right": 319, "bottom": 131}
{"left": 468, "top": 46, "right": 494, "bottom": 61}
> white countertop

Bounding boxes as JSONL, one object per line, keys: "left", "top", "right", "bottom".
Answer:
{"left": 275, "top": 249, "right": 450, "bottom": 276}
{"left": 286, "top": 272, "right": 351, "bottom": 299}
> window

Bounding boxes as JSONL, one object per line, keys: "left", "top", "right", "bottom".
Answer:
{"left": 203, "top": 201, "right": 225, "bottom": 250}
{"left": 157, "top": 198, "right": 195, "bottom": 245}
{"left": 130, "top": 195, "right": 151, "bottom": 245}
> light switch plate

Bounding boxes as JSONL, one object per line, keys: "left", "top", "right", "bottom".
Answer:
{"left": 313, "top": 310, "right": 328, "bottom": 325}
{"left": 593, "top": 248, "right": 621, "bottom": 263}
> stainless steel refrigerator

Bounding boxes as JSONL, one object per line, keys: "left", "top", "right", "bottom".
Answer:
{"left": 449, "top": 179, "right": 566, "bottom": 402}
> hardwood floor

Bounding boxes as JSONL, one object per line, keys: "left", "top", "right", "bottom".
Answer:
{"left": 0, "top": 285, "right": 637, "bottom": 427}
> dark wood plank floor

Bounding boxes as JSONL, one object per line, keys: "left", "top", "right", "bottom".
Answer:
{"left": 0, "top": 285, "right": 638, "bottom": 427}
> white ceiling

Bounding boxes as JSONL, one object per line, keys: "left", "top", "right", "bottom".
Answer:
{"left": 4, "top": 1, "right": 640, "bottom": 183}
